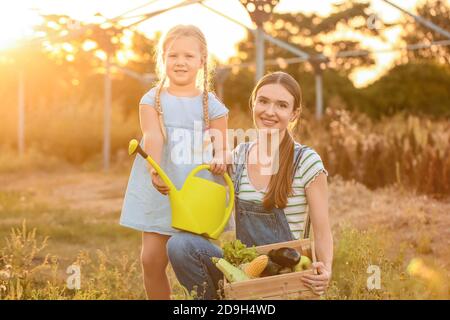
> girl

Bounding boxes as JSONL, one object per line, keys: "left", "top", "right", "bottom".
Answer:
{"left": 120, "top": 25, "right": 229, "bottom": 300}
{"left": 166, "top": 71, "right": 333, "bottom": 299}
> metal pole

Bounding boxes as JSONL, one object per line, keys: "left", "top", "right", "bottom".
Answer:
{"left": 125, "top": 0, "right": 204, "bottom": 28}
{"left": 200, "top": 3, "right": 311, "bottom": 61}
{"left": 381, "top": 0, "right": 450, "bottom": 39}
{"left": 215, "top": 68, "right": 229, "bottom": 101}
{"left": 103, "top": 53, "right": 112, "bottom": 171}
{"left": 18, "top": 70, "right": 25, "bottom": 156}
{"left": 262, "top": 33, "right": 310, "bottom": 60}
{"left": 216, "top": 83, "right": 224, "bottom": 102}
{"left": 315, "top": 72, "right": 323, "bottom": 120}
{"left": 255, "top": 26, "right": 265, "bottom": 82}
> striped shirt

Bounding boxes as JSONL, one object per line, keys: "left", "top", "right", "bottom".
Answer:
{"left": 231, "top": 142, "right": 328, "bottom": 240}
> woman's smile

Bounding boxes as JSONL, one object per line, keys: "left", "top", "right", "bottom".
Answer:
{"left": 260, "top": 117, "right": 278, "bottom": 127}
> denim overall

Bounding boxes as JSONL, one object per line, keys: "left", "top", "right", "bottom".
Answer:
{"left": 166, "top": 142, "right": 309, "bottom": 299}
{"left": 234, "top": 142, "right": 310, "bottom": 246}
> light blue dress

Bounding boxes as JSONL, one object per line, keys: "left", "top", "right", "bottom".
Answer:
{"left": 120, "top": 88, "right": 229, "bottom": 235}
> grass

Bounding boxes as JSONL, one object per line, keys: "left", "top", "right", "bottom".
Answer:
{"left": 0, "top": 191, "right": 135, "bottom": 253}
{"left": 325, "top": 226, "right": 448, "bottom": 299}
{"left": 0, "top": 100, "right": 139, "bottom": 172}
{"left": 0, "top": 189, "right": 448, "bottom": 300}
{"left": 0, "top": 190, "right": 146, "bottom": 300}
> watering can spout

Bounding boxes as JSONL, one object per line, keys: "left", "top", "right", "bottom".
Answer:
{"left": 128, "top": 139, "right": 177, "bottom": 192}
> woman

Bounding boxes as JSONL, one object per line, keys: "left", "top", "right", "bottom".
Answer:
{"left": 164, "top": 71, "right": 333, "bottom": 299}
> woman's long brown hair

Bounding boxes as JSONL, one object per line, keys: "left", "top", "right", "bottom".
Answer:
{"left": 249, "top": 72, "right": 302, "bottom": 210}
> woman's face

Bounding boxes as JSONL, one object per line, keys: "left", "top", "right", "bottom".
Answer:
{"left": 252, "top": 83, "right": 298, "bottom": 134}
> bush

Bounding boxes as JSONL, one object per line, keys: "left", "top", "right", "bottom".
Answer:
{"left": 360, "top": 62, "right": 450, "bottom": 118}
{"left": 297, "top": 103, "right": 450, "bottom": 197}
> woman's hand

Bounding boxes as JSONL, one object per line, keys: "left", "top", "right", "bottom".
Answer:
{"left": 301, "top": 262, "right": 332, "bottom": 296}
{"left": 149, "top": 168, "right": 170, "bottom": 195}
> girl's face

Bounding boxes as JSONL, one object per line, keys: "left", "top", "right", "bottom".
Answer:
{"left": 164, "top": 36, "right": 203, "bottom": 87}
{"left": 252, "top": 83, "right": 298, "bottom": 133}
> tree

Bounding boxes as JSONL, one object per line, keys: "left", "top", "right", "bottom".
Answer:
{"left": 401, "top": 0, "right": 450, "bottom": 64}
{"left": 0, "top": 14, "right": 160, "bottom": 111}
{"left": 117, "top": 30, "right": 158, "bottom": 114}
{"left": 223, "top": 1, "right": 391, "bottom": 114}
{"left": 361, "top": 61, "right": 450, "bottom": 117}
{"left": 31, "top": 14, "right": 126, "bottom": 102}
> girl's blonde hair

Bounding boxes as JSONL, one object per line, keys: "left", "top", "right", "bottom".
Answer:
{"left": 154, "top": 25, "right": 211, "bottom": 141}
{"left": 249, "top": 71, "right": 302, "bottom": 210}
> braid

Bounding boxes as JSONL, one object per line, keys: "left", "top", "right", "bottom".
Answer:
{"left": 155, "top": 77, "right": 167, "bottom": 142}
{"left": 202, "top": 57, "right": 209, "bottom": 131}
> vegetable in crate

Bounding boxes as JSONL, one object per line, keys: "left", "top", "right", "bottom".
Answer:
{"left": 278, "top": 266, "right": 294, "bottom": 274}
{"left": 244, "top": 255, "right": 269, "bottom": 278}
{"left": 222, "top": 239, "right": 259, "bottom": 267}
{"left": 294, "top": 255, "right": 313, "bottom": 271}
{"left": 211, "top": 257, "right": 250, "bottom": 283}
{"left": 260, "top": 259, "right": 282, "bottom": 277}
{"left": 268, "top": 247, "right": 301, "bottom": 268}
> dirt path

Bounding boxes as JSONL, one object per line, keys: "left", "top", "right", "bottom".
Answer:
{"left": 328, "top": 177, "right": 450, "bottom": 270}
{"left": 1, "top": 171, "right": 449, "bottom": 269}
{"left": 0, "top": 170, "right": 128, "bottom": 214}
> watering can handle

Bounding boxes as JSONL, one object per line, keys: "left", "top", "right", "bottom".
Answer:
{"left": 186, "top": 165, "right": 235, "bottom": 237}
{"left": 128, "top": 139, "right": 177, "bottom": 192}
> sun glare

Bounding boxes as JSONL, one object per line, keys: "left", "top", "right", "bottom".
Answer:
{"left": 0, "top": 4, "right": 42, "bottom": 50}
{"left": 0, "top": 0, "right": 434, "bottom": 86}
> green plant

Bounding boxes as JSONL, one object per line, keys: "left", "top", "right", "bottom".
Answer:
{"left": 0, "top": 220, "right": 52, "bottom": 299}
{"left": 221, "top": 239, "right": 259, "bottom": 267}
{"left": 212, "top": 257, "right": 250, "bottom": 283}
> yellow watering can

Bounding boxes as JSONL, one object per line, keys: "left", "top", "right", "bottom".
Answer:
{"left": 128, "top": 139, "right": 234, "bottom": 240}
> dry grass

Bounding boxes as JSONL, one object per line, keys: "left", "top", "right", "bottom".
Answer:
{"left": 2, "top": 98, "right": 448, "bottom": 196}
{"left": 0, "top": 100, "right": 139, "bottom": 170}
{"left": 0, "top": 172, "right": 448, "bottom": 300}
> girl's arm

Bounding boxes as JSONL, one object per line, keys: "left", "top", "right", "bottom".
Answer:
{"left": 209, "top": 115, "right": 230, "bottom": 175}
{"left": 139, "top": 104, "right": 168, "bottom": 194}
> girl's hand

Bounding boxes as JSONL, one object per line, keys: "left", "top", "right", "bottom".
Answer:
{"left": 300, "top": 262, "right": 332, "bottom": 296}
{"left": 209, "top": 155, "right": 227, "bottom": 176}
{"left": 149, "top": 168, "right": 170, "bottom": 195}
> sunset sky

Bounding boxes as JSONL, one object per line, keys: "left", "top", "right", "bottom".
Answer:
{"left": 0, "top": 0, "right": 442, "bottom": 87}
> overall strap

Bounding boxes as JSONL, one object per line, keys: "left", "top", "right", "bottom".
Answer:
{"left": 292, "top": 144, "right": 313, "bottom": 239}
{"left": 291, "top": 143, "right": 306, "bottom": 184}
{"left": 233, "top": 142, "right": 252, "bottom": 195}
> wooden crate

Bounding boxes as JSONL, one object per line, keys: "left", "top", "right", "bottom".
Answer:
{"left": 222, "top": 239, "right": 319, "bottom": 300}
